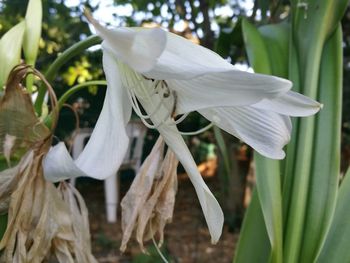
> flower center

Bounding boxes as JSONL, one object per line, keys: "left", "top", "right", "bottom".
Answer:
{"left": 118, "top": 62, "right": 180, "bottom": 129}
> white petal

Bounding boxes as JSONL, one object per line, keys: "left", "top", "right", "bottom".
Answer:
{"left": 169, "top": 71, "right": 292, "bottom": 114}
{"left": 43, "top": 142, "right": 87, "bottom": 181}
{"left": 252, "top": 90, "right": 322, "bottom": 116}
{"left": 44, "top": 53, "right": 132, "bottom": 182}
{"left": 88, "top": 15, "right": 166, "bottom": 73}
{"left": 158, "top": 124, "right": 224, "bottom": 243}
{"left": 199, "top": 106, "right": 292, "bottom": 159}
{"left": 144, "top": 31, "right": 233, "bottom": 79}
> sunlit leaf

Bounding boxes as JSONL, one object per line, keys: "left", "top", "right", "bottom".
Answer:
{"left": 23, "top": 0, "right": 42, "bottom": 65}
{"left": 0, "top": 21, "right": 25, "bottom": 89}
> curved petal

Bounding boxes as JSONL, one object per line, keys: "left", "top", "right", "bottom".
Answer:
{"left": 44, "top": 53, "right": 132, "bottom": 182}
{"left": 43, "top": 142, "right": 87, "bottom": 181}
{"left": 199, "top": 106, "right": 292, "bottom": 159}
{"left": 158, "top": 124, "right": 224, "bottom": 243}
{"left": 169, "top": 71, "right": 292, "bottom": 114}
{"left": 252, "top": 90, "right": 322, "bottom": 116}
{"left": 88, "top": 15, "right": 166, "bottom": 73}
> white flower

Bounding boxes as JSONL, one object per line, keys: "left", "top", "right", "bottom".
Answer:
{"left": 43, "top": 17, "right": 321, "bottom": 243}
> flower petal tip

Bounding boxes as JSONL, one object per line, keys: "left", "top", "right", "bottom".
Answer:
{"left": 211, "top": 238, "right": 219, "bottom": 245}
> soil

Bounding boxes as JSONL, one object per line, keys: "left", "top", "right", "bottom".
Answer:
{"left": 77, "top": 166, "right": 239, "bottom": 263}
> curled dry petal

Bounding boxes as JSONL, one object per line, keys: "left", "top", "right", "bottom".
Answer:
{"left": 136, "top": 148, "right": 178, "bottom": 251}
{"left": 120, "top": 136, "right": 179, "bottom": 252}
{"left": 120, "top": 136, "right": 165, "bottom": 252}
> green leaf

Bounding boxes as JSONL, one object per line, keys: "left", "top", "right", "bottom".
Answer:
{"left": 282, "top": 43, "right": 300, "bottom": 229}
{"left": 316, "top": 167, "right": 350, "bottom": 262}
{"left": 299, "top": 24, "right": 342, "bottom": 263}
{"left": 233, "top": 189, "right": 271, "bottom": 263}
{"left": 284, "top": 2, "right": 347, "bottom": 261}
{"left": 0, "top": 21, "right": 26, "bottom": 89}
{"left": 258, "top": 23, "right": 290, "bottom": 78}
{"left": 292, "top": 0, "right": 348, "bottom": 59}
{"left": 255, "top": 154, "right": 283, "bottom": 263}
{"left": 241, "top": 18, "right": 271, "bottom": 75}
{"left": 23, "top": 0, "right": 42, "bottom": 65}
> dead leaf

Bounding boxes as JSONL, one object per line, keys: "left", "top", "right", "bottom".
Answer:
{"left": 0, "top": 64, "right": 51, "bottom": 169}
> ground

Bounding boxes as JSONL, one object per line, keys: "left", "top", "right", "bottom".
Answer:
{"left": 77, "top": 168, "right": 238, "bottom": 263}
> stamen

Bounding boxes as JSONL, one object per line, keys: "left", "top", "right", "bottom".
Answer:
{"left": 141, "top": 74, "right": 155, "bottom": 82}
{"left": 174, "top": 113, "right": 189, "bottom": 124}
{"left": 126, "top": 89, "right": 157, "bottom": 128}
{"left": 123, "top": 66, "right": 207, "bottom": 132}
{"left": 179, "top": 122, "right": 214, "bottom": 136}
{"left": 150, "top": 220, "right": 169, "bottom": 263}
{"left": 161, "top": 81, "right": 170, "bottom": 98}
{"left": 128, "top": 88, "right": 167, "bottom": 121}
{"left": 171, "top": 91, "right": 177, "bottom": 118}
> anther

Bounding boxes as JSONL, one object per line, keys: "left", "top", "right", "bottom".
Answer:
{"left": 142, "top": 75, "right": 155, "bottom": 82}
{"left": 162, "top": 81, "right": 170, "bottom": 98}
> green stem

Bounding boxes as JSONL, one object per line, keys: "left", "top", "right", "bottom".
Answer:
{"left": 34, "top": 35, "right": 102, "bottom": 114}
{"left": 57, "top": 80, "right": 107, "bottom": 110}
{"left": 44, "top": 80, "right": 107, "bottom": 127}
{"left": 25, "top": 60, "right": 35, "bottom": 94}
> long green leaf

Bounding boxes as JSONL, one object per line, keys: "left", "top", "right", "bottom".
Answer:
{"left": 299, "top": 24, "right": 342, "bottom": 262}
{"left": 316, "top": 167, "right": 350, "bottom": 262}
{"left": 255, "top": 154, "right": 283, "bottom": 263}
{"left": 258, "top": 23, "right": 289, "bottom": 78}
{"left": 283, "top": 2, "right": 347, "bottom": 261}
{"left": 241, "top": 19, "right": 271, "bottom": 74}
{"left": 233, "top": 189, "right": 271, "bottom": 263}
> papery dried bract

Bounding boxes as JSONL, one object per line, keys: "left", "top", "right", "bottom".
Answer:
{"left": 120, "top": 137, "right": 165, "bottom": 252}
{"left": 120, "top": 136, "right": 179, "bottom": 252}
{"left": 136, "top": 149, "right": 178, "bottom": 251}
{"left": 56, "top": 182, "right": 97, "bottom": 263}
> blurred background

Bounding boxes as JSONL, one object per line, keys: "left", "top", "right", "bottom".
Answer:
{"left": 0, "top": 0, "right": 350, "bottom": 262}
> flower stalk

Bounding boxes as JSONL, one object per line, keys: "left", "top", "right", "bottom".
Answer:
{"left": 34, "top": 35, "right": 102, "bottom": 114}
